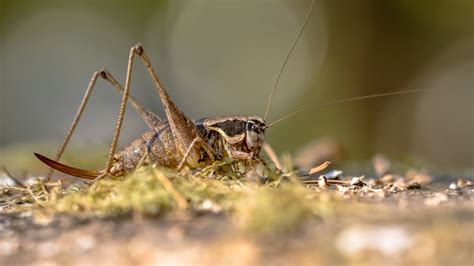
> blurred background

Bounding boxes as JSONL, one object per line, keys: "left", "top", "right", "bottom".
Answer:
{"left": 0, "top": 0, "right": 473, "bottom": 174}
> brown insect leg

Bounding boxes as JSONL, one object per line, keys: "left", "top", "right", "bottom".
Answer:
{"left": 136, "top": 145, "right": 152, "bottom": 169}
{"left": 200, "top": 141, "right": 216, "bottom": 163}
{"left": 103, "top": 45, "right": 142, "bottom": 175}
{"left": 262, "top": 143, "right": 282, "bottom": 171}
{"left": 177, "top": 137, "right": 200, "bottom": 171}
{"left": 100, "top": 70, "right": 162, "bottom": 130}
{"left": 177, "top": 137, "right": 216, "bottom": 171}
{"left": 228, "top": 150, "right": 252, "bottom": 161}
{"left": 44, "top": 69, "right": 161, "bottom": 182}
{"left": 133, "top": 44, "right": 202, "bottom": 168}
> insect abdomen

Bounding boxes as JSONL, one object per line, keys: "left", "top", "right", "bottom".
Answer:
{"left": 112, "top": 124, "right": 182, "bottom": 174}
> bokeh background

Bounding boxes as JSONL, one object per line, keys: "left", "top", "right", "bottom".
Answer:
{"left": 1, "top": 0, "right": 473, "bottom": 173}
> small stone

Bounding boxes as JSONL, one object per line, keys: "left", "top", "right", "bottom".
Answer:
{"left": 407, "top": 182, "right": 421, "bottom": 189}
{"left": 394, "top": 177, "right": 407, "bottom": 189}
{"left": 389, "top": 185, "right": 399, "bottom": 193}
{"left": 318, "top": 175, "right": 328, "bottom": 189}
{"left": 200, "top": 199, "right": 222, "bottom": 213}
{"left": 449, "top": 183, "right": 459, "bottom": 190}
{"left": 405, "top": 169, "right": 432, "bottom": 185}
{"left": 386, "top": 184, "right": 404, "bottom": 193}
{"left": 380, "top": 174, "right": 396, "bottom": 184}
{"left": 457, "top": 178, "right": 472, "bottom": 188}
{"left": 374, "top": 188, "right": 386, "bottom": 198}
{"left": 350, "top": 176, "right": 365, "bottom": 187}
{"left": 366, "top": 179, "right": 377, "bottom": 187}
{"left": 324, "top": 170, "right": 344, "bottom": 179}
{"left": 337, "top": 185, "right": 350, "bottom": 194}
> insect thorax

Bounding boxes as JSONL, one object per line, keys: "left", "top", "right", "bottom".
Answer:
{"left": 196, "top": 116, "right": 266, "bottom": 160}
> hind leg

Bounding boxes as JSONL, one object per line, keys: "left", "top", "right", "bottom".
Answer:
{"left": 44, "top": 68, "right": 160, "bottom": 181}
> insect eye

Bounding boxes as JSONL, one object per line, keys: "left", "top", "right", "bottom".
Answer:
{"left": 246, "top": 122, "right": 252, "bottom": 130}
{"left": 246, "top": 122, "right": 256, "bottom": 131}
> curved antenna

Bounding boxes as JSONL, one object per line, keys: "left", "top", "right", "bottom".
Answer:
{"left": 263, "top": 0, "right": 316, "bottom": 121}
{"left": 267, "top": 88, "right": 435, "bottom": 127}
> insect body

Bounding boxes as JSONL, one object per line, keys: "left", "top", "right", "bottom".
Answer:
{"left": 35, "top": 42, "right": 270, "bottom": 180}
{"left": 37, "top": 114, "right": 265, "bottom": 179}
{"left": 35, "top": 47, "right": 268, "bottom": 180}
{"left": 106, "top": 115, "right": 266, "bottom": 177}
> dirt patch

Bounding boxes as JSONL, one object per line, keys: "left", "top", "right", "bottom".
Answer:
{"left": 1, "top": 160, "right": 473, "bottom": 265}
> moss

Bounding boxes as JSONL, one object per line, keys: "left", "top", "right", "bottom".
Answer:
{"left": 44, "top": 166, "right": 235, "bottom": 217}
{"left": 1, "top": 160, "right": 336, "bottom": 233}
{"left": 233, "top": 181, "right": 314, "bottom": 234}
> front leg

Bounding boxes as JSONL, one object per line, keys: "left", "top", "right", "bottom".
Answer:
{"left": 177, "top": 137, "right": 216, "bottom": 171}
{"left": 228, "top": 150, "right": 253, "bottom": 161}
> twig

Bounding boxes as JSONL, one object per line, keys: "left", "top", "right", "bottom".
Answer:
{"left": 152, "top": 168, "right": 188, "bottom": 209}
{"left": 309, "top": 161, "right": 331, "bottom": 175}
{"left": 262, "top": 143, "right": 282, "bottom": 171}
{"left": 1, "top": 166, "right": 26, "bottom": 188}
{"left": 26, "top": 184, "right": 46, "bottom": 207}
{"left": 302, "top": 178, "right": 349, "bottom": 185}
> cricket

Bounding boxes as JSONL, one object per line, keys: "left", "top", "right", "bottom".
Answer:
{"left": 34, "top": 0, "right": 433, "bottom": 181}
{"left": 2, "top": 1, "right": 473, "bottom": 265}
{"left": 34, "top": 43, "right": 269, "bottom": 180}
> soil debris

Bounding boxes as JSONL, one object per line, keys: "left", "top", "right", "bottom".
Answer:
{"left": 1, "top": 155, "right": 473, "bottom": 265}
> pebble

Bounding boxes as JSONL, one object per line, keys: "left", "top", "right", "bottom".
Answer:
{"left": 407, "top": 182, "right": 421, "bottom": 190}
{"left": 318, "top": 175, "right": 328, "bottom": 189}
{"left": 456, "top": 178, "right": 472, "bottom": 188}
{"left": 350, "top": 176, "right": 365, "bottom": 187}
{"left": 449, "top": 183, "right": 458, "bottom": 190}
{"left": 200, "top": 199, "right": 222, "bottom": 213}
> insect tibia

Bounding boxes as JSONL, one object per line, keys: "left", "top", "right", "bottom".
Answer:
{"left": 97, "top": 68, "right": 162, "bottom": 130}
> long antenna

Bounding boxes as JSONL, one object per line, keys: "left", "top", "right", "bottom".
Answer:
{"left": 263, "top": 0, "right": 316, "bottom": 121}
{"left": 267, "top": 88, "right": 435, "bottom": 127}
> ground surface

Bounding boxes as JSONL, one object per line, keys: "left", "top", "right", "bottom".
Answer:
{"left": 0, "top": 159, "right": 473, "bottom": 265}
